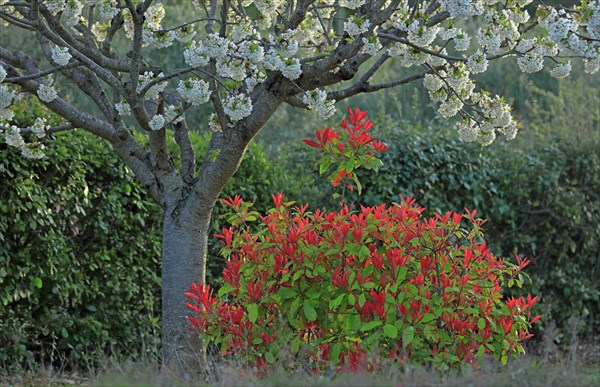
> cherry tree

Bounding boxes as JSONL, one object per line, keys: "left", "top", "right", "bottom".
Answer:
{"left": 1, "top": 0, "right": 598, "bottom": 365}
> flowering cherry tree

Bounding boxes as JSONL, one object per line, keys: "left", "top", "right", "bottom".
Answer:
{"left": 0, "top": 0, "right": 598, "bottom": 364}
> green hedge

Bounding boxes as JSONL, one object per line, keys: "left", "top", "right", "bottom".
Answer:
{"left": 0, "top": 128, "right": 163, "bottom": 372}
{"left": 280, "top": 117, "right": 600, "bottom": 335}
{"left": 0, "top": 100, "right": 289, "bottom": 372}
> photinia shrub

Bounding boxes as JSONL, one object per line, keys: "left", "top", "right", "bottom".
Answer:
{"left": 185, "top": 108, "right": 539, "bottom": 373}
{"left": 302, "top": 107, "right": 388, "bottom": 197}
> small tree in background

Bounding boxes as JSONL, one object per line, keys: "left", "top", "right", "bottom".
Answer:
{"left": 0, "top": 1, "right": 597, "bottom": 364}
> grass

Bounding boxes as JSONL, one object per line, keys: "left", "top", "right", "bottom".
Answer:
{"left": 3, "top": 351, "right": 599, "bottom": 387}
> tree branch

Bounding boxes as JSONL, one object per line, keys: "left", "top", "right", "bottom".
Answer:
{"left": 329, "top": 69, "right": 430, "bottom": 102}
{"left": 173, "top": 119, "right": 196, "bottom": 183}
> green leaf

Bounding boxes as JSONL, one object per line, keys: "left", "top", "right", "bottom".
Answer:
{"left": 402, "top": 326, "right": 415, "bottom": 347}
{"left": 33, "top": 277, "right": 43, "bottom": 289}
{"left": 329, "top": 293, "right": 345, "bottom": 309}
{"left": 397, "top": 266, "right": 408, "bottom": 283}
{"left": 360, "top": 320, "right": 382, "bottom": 331}
{"left": 476, "top": 344, "right": 486, "bottom": 358}
{"left": 477, "top": 318, "right": 486, "bottom": 330}
{"left": 265, "top": 351, "right": 275, "bottom": 364}
{"left": 218, "top": 283, "right": 235, "bottom": 297}
{"left": 303, "top": 300, "right": 317, "bottom": 321}
{"left": 348, "top": 293, "right": 356, "bottom": 305}
{"left": 358, "top": 293, "right": 366, "bottom": 307}
{"left": 247, "top": 303, "right": 258, "bottom": 323}
{"left": 420, "top": 313, "right": 435, "bottom": 324}
{"left": 384, "top": 324, "right": 398, "bottom": 338}
{"left": 319, "top": 158, "right": 333, "bottom": 175}
{"left": 278, "top": 287, "right": 298, "bottom": 299}
{"left": 291, "top": 337, "right": 301, "bottom": 354}
{"left": 288, "top": 298, "right": 301, "bottom": 327}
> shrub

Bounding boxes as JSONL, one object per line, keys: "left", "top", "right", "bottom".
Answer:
{"left": 186, "top": 109, "right": 539, "bottom": 373}
{"left": 279, "top": 115, "right": 600, "bottom": 335}
{"left": 186, "top": 195, "right": 539, "bottom": 372}
{"left": 0, "top": 99, "right": 162, "bottom": 371}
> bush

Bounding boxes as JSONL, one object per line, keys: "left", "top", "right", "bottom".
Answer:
{"left": 0, "top": 101, "right": 162, "bottom": 371}
{"left": 278, "top": 117, "right": 600, "bottom": 335}
{"left": 187, "top": 110, "right": 539, "bottom": 373}
{"left": 186, "top": 195, "right": 539, "bottom": 372}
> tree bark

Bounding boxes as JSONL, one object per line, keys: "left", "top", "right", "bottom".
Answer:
{"left": 161, "top": 202, "right": 210, "bottom": 371}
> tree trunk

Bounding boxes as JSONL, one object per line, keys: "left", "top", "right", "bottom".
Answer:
{"left": 161, "top": 204, "right": 210, "bottom": 371}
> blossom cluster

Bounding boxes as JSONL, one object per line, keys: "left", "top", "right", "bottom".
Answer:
{"left": 302, "top": 89, "right": 336, "bottom": 120}
{"left": 2, "top": 0, "right": 600, "bottom": 157}
{"left": 51, "top": 46, "right": 71, "bottom": 66}
{"left": 177, "top": 78, "right": 210, "bottom": 106}
{"left": 136, "top": 71, "right": 166, "bottom": 100}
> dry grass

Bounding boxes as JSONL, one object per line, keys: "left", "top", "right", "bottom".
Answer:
{"left": 4, "top": 331, "right": 600, "bottom": 387}
{"left": 3, "top": 353, "right": 598, "bottom": 387}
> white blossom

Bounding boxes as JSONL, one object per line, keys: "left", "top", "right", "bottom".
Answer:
{"left": 37, "top": 84, "right": 58, "bottom": 103}
{"left": 148, "top": 114, "right": 165, "bottom": 130}
{"left": 177, "top": 78, "right": 210, "bottom": 106}
{"left": 0, "top": 85, "right": 15, "bottom": 109}
{"left": 340, "top": 0, "right": 366, "bottom": 9}
{"left": 467, "top": 50, "right": 489, "bottom": 74}
{"left": 407, "top": 22, "right": 439, "bottom": 46}
{"left": 145, "top": 4, "right": 165, "bottom": 31}
{"left": 277, "top": 37, "right": 299, "bottom": 57}
{"left": 584, "top": 56, "right": 600, "bottom": 74}
{"left": 453, "top": 33, "right": 471, "bottom": 51}
{"left": 238, "top": 41, "right": 265, "bottom": 64}
{"left": 4, "top": 125, "right": 24, "bottom": 147}
{"left": 217, "top": 60, "right": 247, "bottom": 81}
{"left": 208, "top": 113, "right": 221, "bottom": 133}
{"left": 280, "top": 58, "right": 302, "bottom": 80}
{"left": 441, "top": 0, "right": 484, "bottom": 18}
{"left": 51, "top": 46, "right": 71, "bottom": 66}
{"left": 423, "top": 74, "right": 444, "bottom": 92}
{"left": 303, "top": 89, "right": 336, "bottom": 120}
{"left": 477, "top": 27, "right": 502, "bottom": 54}
{"left": 499, "top": 121, "right": 518, "bottom": 140}
{"left": 517, "top": 54, "right": 544, "bottom": 73}
{"left": 63, "top": 0, "right": 83, "bottom": 26}
{"left": 115, "top": 101, "right": 132, "bottom": 116}
{"left": 163, "top": 105, "right": 184, "bottom": 125}
{"left": 137, "top": 72, "right": 166, "bottom": 100}
{"left": 31, "top": 117, "right": 48, "bottom": 138}
{"left": 224, "top": 94, "right": 253, "bottom": 122}
{"left": 361, "top": 35, "right": 382, "bottom": 56}
{"left": 144, "top": 30, "right": 176, "bottom": 48}
{"left": 438, "top": 97, "right": 463, "bottom": 118}
{"left": 344, "top": 17, "right": 370, "bottom": 37}
{"left": 457, "top": 119, "right": 478, "bottom": 143}
{"left": 440, "top": 27, "right": 460, "bottom": 40}
{"left": 231, "top": 20, "right": 256, "bottom": 43}
{"left": 549, "top": 62, "right": 572, "bottom": 78}
{"left": 98, "top": 1, "right": 120, "bottom": 20}
{"left": 183, "top": 40, "right": 210, "bottom": 68}
{"left": 245, "top": 71, "right": 266, "bottom": 93}
{"left": 21, "top": 144, "right": 45, "bottom": 159}
{"left": 44, "top": 0, "right": 65, "bottom": 15}
{"left": 0, "top": 108, "right": 14, "bottom": 121}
